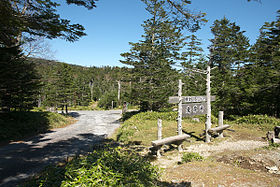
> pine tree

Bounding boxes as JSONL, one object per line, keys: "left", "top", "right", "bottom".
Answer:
{"left": 121, "top": 0, "right": 184, "bottom": 111}
{"left": 0, "top": 46, "right": 40, "bottom": 111}
{"left": 209, "top": 17, "right": 250, "bottom": 115}
{"left": 55, "top": 63, "right": 73, "bottom": 113}
{"left": 181, "top": 34, "right": 206, "bottom": 96}
{"left": 248, "top": 10, "right": 280, "bottom": 117}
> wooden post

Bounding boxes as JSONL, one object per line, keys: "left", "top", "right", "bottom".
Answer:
{"left": 117, "top": 80, "right": 121, "bottom": 104}
{"left": 178, "top": 79, "right": 183, "bottom": 136}
{"left": 178, "top": 79, "right": 183, "bottom": 151}
{"left": 205, "top": 65, "right": 212, "bottom": 143}
{"left": 157, "top": 119, "right": 162, "bottom": 157}
{"left": 158, "top": 119, "right": 162, "bottom": 140}
{"left": 111, "top": 101, "right": 114, "bottom": 109}
{"left": 218, "top": 111, "right": 224, "bottom": 138}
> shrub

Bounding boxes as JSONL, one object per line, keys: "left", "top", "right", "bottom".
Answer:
{"left": 235, "top": 115, "right": 280, "bottom": 131}
{"left": 23, "top": 146, "right": 159, "bottom": 187}
{"left": 181, "top": 152, "right": 204, "bottom": 163}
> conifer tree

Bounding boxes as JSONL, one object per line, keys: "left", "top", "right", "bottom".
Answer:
{"left": 209, "top": 17, "right": 250, "bottom": 115}
{"left": 248, "top": 10, "right": 280, "bottom": 117}
{"left": 181, "top": 34, "right": 206, "bottom": 96}
{"left": 0, "top": 46, "right": 40, "bottom": 111}
{"left": 121, "top": 0, "right": 184, "bottom": 111}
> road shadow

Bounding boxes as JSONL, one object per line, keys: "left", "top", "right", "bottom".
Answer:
{"left": 68, "top": 112, "right": 81, "bottom": 118}
{"left": 0, "top": 132, "right": 106, "bottom": 187}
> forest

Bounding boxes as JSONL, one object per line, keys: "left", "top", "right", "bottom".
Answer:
{"left": 0, "top": 0, "right": 279, "bottom": 118}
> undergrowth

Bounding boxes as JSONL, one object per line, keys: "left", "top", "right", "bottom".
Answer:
{"left": 22, "top": 145, "right": 159, "bottom": 187}
{"left": 181, "top": 152, "right": 204, "bottom": 163}
{"left": 0, "top": 111, "right": 74, "bottom": 142}
{"left": 234, "top": 115, "right": 280, "bottom": 131}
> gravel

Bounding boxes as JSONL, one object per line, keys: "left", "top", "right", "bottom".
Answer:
{"left": 0, "top": 110, "right": 121, "bottom": 187}
{"left": 186, "top": 140, "right": 268, "bottom": 157}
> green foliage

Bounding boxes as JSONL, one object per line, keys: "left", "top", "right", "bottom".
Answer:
{"left": 210, "top": 17, "right": 250, "bottom": 116}
{"left": 235, "top": 115, "right": 280, "bottom": 131}
{"left": 121, "top": 0, "right": 185, "bottom": 111}
{"left": 264, "top": 142, "right": 280, "bottom": 150}
{"left": 23, "top": 146, "right": 159, "bottom": 187}
{"left": 0, "top": 0, "right": 98, "bottom": 47}
{"left": 131, "top": 111, "right": 178, "bottom": 121}
{"left": 98, "top": 90, "right": 118, "bottom": 110}
{"left": 235, "top": 115, "right": 280, "bottom": 125}
{"left": 0, "top": 112, "right": 73, "bottom": 142}
{"left": 0, "top": 46, "right": 41, "bottom": 112}
{"left": 181, "top": 152, "right": 204, "bottom": 163}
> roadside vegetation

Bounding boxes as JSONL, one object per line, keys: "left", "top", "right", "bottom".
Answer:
{"left": 113, "top": 111, "right": 280, "bottom": 186}
{"left": 0, "top": 111, "right": 75, "bottom": 143}
{"left": 22, "top": 143, "right": 159, "bottom": 187}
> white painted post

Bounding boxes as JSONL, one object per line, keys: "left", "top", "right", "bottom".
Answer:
{"left": 205, "top": 65, "right": 212, "bottom": 143}
{"left": 157, "top": 119, "right": 162, "bottom": 157}
{"left": 117, "top": 80, "right": 121, "bottom": 104}
{"left": 178, "top": 79, "right": 183, "bottom": 136}
{"left": 158, "top": 119, "right": 162, "bottom": 140}
{"left": 178, "top": 79, "right": 183, "bottom": 151}
{"left": 218, "top": 111, "right": 224, "bottom": 138}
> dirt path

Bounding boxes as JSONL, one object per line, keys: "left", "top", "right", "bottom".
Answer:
{"left": 0, "top": 110, "right": 121, "bottom": 187}
{"left": 155, "top": 139, "right": 280, "bottom": 186}
{"left": 156, "top": 140, "right": 269, "bottom": 169}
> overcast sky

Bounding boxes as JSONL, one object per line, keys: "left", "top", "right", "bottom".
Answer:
{"left": 48, "top": 0, "right": 280, "bottom": 67}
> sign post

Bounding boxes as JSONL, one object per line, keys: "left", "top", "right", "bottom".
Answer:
{"left": 177, "top": 79, "right": 183, "bottom": 151}
{"left": 205, "top": 65, "right": 211, "bottom": 143}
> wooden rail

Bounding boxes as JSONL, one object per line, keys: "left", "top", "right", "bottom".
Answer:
{"left": 208, "top": 125, "right": 231, "bottom": 135}
{"left": 151, "top": 134, "right": 190, "bottom": 147}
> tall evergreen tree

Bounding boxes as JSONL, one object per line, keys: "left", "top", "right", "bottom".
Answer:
{"left": 0, "top": 46, "right": 40, "bottom": 111}
{"left": 248, "top": 10, "right": 280, "bottom": 117}
{"left": 209, "top": 17, "right": 250, "bottom": 115}
{"left": 181, "top": 34, "right": 206, "bottom": 96}
{"left": 121, "top": 0, "right": 184, "bottom": 111}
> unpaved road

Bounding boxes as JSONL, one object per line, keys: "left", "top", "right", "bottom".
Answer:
{"left": 0, "top": 110, "right": 121, "bottom": 187}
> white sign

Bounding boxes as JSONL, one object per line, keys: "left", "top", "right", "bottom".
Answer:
{"left": 182, "top": 103, "right": 207, "bottom": 117}
{"left": 169, "top": 96, "right": 216, "bottom": 104}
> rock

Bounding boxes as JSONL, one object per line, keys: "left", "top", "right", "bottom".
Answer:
{"left": 266, "top": 166, "right": 279, "bottom": 174}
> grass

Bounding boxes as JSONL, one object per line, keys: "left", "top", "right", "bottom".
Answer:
{"left": 22, "top": 143, "right": 159, "bottom": 187}
{"left": 114, "top": 111, "right": 279, "bottom": 146}
{"left": 181, "top": 152, "right": 204, "bottom": 163}
{"left": 0, "top": 111, "right": 75, "bottom": 142}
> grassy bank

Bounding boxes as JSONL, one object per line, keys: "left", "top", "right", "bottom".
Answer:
{"left": 114, "top": 111, "right": 280, "bottom": 146}
{"left": 0, "top": 111, "right": 75, "bottom": 143}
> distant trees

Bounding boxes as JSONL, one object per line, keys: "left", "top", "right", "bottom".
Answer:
{"left": 0, "top": 0, "right": 98, "bottom": 112}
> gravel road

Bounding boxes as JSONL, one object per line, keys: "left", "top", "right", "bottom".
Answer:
{"left": 0, "top": 110, "right": 121, "bottom": 187}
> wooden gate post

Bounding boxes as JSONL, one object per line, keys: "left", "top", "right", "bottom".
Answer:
{"left": 218, "top": 111, "right": 224, "bottom": 138}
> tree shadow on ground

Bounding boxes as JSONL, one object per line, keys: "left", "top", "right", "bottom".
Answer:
{"left": 0, "top": 112, "right": 53, "bottom": 144}
{"left": 183, "top": 130, "right": 204, "bottom": 141}
{"left": 0, "top": 132, "right": 106, "bottom": 187}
